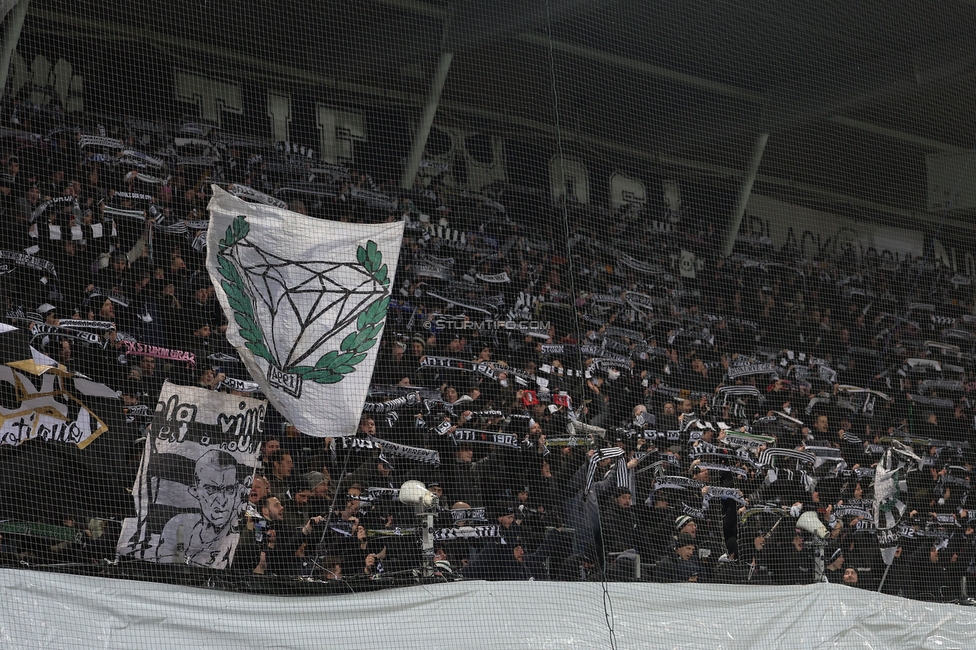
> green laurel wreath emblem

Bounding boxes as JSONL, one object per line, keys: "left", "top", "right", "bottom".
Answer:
{"left": 217, "top": 215, "right": 390, "bottom": 386}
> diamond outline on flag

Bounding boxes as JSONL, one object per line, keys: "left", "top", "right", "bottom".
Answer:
{"left": 222, "top": 237, "right": 390, "bottom": 397}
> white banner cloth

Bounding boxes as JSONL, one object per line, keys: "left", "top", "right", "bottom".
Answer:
{"left": 2, "top": 572, "right": 975, "bottom": 649}
{"left": 206, "top": 186, "right": 404, "bottom": 436}
{"left": 116, "top": 382, "right": 266, "bottom": 569}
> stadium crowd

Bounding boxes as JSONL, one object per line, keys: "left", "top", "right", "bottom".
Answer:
{"left": 1, "top": 99, "right": 975, "bottom": 601}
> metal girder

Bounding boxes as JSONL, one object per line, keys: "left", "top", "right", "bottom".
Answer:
{"left": 377, "top": 0, "right": 973, "bottom": 154}
{"left": 401, "top": 51, "right": 454, "bottom": 189}
{"left": 372, "top": 0, "right": 610, "bottom": 51}
{"left": 370, "top": 0, "right": 447, "bottom": 19}
{"left": 0, "top": 0, "right": 21, "bottom": 24}
{"left": 828, "top": 117, "right": 971, "bottom": 154}
{"left": 27, "top": 6, "right": 424, "bottom": 106}
{"left": 517, "top": 32, "right": 973, "bottom": 154}
{"left": 0, "top": 0, "right": 29, "bottom": 102}
{"left": 517, "top": 32, "right": 763, "bottom": 102}
{"left": 27, "top": 4, "right": 976, "bottom": 231}
{"left": 376, "top": 1, "right": 972, "bottom": 154}
{"left": 436, "top": 97, "right": 976, "bottom": 231}
{"left": 763, "top": 32, "right": 976, "bottom": 133}
{"left": 723, "top": 133, "right": 769, "bottom": 257}
{"left": 445, "top": 0, "right": 603, "bottom": 52}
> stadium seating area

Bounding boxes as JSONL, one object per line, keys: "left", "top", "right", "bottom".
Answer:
{"left": 1, "top": 97, "right": 974, "bottom": 602}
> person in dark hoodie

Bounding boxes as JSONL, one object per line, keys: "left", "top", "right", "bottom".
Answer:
{"left": 465, "top": 542, "right": 534, "bottom": 581}
{"left": 654, "top": 532, "right": 707, "bottom": 583}
{"left": 443, "top": 441, "right": 485, "bottom": 507}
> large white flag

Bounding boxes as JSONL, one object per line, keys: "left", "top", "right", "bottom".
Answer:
{"left": 206, "top": 186, "right": 404, "bottom": 436}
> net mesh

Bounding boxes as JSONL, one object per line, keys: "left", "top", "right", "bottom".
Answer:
{"left": 3, "top": 0, "right": 976, "bottom": 647}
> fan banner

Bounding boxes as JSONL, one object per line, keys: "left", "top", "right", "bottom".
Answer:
{"left": 0, "top": 323, "right": 118, "bottom": 449}
{"left": 0, "top": 365, "right": 113, "bottom": 449}
{"left": 205, "top": 186, "right": 404, "bottom": 436}
{"left": 116, "top": 382, "right": 266, "bottom": 569}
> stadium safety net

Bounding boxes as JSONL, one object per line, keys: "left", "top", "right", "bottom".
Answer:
{"left": 2, "top": 1, "right": 976, "bottom": 648}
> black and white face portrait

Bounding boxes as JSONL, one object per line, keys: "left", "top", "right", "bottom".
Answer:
{"left": 188, "top": 450, "right": 241, "bottom": 531}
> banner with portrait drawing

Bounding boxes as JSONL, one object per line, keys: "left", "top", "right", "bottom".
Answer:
{"left": 116, "top": 382, "right": 266, "bottom": 569}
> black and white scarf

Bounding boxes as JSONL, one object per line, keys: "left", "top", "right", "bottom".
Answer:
{"left": 337, "top": 437, "right": 381, "bottom": 451}
{"left": 422, "top": 291, "right": 495, "bottom": 317}
{"left": 102, "top": 192, "right": 154, "bottom": 221}
{"left": 31, "top": 323, "right": 104, "bottom": 348}
{"left": 0, "top": 250, "right": 59, "bottom": 277}
{"left": 722, "top": 431, "right": 775, "bottom": 453}
{"left": 216, "top": 377, "right": 261, "bottom": 394}
{"left": 362, "top": 393, "right": 421, "bottom": 414}
{"left": 420, "top": 356, "right": 498, "bottom": 379}
{"left": 225, "top": 183, "right": 288, "bottom": 209}
{"left": 757, "top": 447, "right": 816, "bottom": 467}
{"left": 584, "top": 446, "right": 627, "bottom": 496}
{"left": 87, "top": 287, "right": 130, "bottom": 308}
{"left": 451, "top": 429, "right": 519, "bottom": 449}
{"left": 705, "top": 486, "right": 747, "bottom": 506}
{"left": 727, "top": 362, "right": 777, "bottom": 380}
{"left": 450, "top": 507, "right": 488, "bottom": 523}
{"left": 30, "top": 197, "right": 81, "bottom": 224}
{"left": 434, "top": 525, "right": 500, "bottom": 541}
{"left": 57, "top": 319, "right": 115, "bottom": 333}
{"left": 369, "top": 436, "right": 441, "bottom": 465}
{"left": 650, "top": 475, "right": 703, "bottom": 494}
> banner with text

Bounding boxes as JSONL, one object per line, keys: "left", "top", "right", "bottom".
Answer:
{"left": 116, "top": 382, "right": 266, "bottom": 569}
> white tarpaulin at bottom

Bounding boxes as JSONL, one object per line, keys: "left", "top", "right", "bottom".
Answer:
{"left": 2, "top": 570, "right": 975, "bottom": 649}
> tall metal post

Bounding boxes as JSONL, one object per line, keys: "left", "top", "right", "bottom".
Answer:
{"left": 721, "top": 132, "right": 769, "bottom": 258}
{"left": 0, "top": 0, "right": 30, "bottom": 102}
{"left": 400, "top": 50, "right": 454, "bottom": 190}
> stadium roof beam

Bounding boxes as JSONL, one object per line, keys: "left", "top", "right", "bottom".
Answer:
{"left": 0, "top": 0, "right": 30, "bottom": 102}
{"left": 374, "top": 1, "right": 973, "bottom": 154}
{"left": 828, "top": 116, "right": 971, "bottom": 155}
{"left": 514, "top": 32, "right": 972, "bottom": 154}
{"left": 29, "top": 6, "right": 976, "bottom": 233}
{"left": 440, "top": 100, "right": 976, "bottom": 232}
{"left": 763, "top": 32, "right": 976, "bottom": 134}
{"left": 401, "top": 50, "right": 454, "bottom": 189}
{"left": 444, "top": 0, "right": 601, "bottom": 51}
{"left": 400, "top": 4, "right": 457, "bottom": 190}
{"left": 513, "top": 31, "right": 976, "bottom": 243}
{"left": 724, "top": 133, "right": 769, "bottom": 258}
{"left": 728, "top": 32, "right": 976, "bottom": 254}
{"left": 516, "top": 32, "right": 762, "bottom": 102}
{"left": 370, "top": 0, "right": 448, "bottom": 19}
{"left": 0, "top": 0, "right": 23, "bottom": 25}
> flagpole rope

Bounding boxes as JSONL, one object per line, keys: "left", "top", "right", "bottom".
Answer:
{"left": 543, "top": 1, "right": 617, "bottom": 647}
